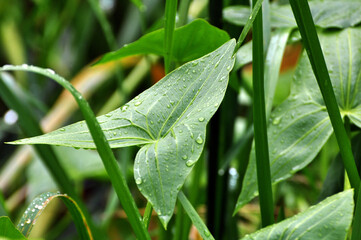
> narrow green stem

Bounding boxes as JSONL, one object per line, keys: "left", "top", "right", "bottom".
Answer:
{"left": 142, "top": 202, "right": 153, "bottom": 230}
{"left": 164, "top": 0, "right": 178, "bottom": 74}
{"left": 234, "top": 0, "right": 264, "bottom": 52}
{"left": 352, "top": 187, "right": 361, "bottom": 240}
{"left": 252, "top": 0, "right": 274, "bottom": 227}
{"left": 0, "top": 66, "right": 150, "bottom": 240}
{"left": 178, "top": 191, "right": 214, "bottom": 240}
{"left": 0, "top": 73, "right": 99, "bottom": 238}
{"left": 289, "top": 0, "right": 360, "bottom": 193}
{"left": 87, "top": 0, "right": 117, "bottom": 50}
{"left": 174, "top": 201, "right": 185, "bottom": 240}
{"left": 178, "top": 0, "right": 191, "bottom": 27}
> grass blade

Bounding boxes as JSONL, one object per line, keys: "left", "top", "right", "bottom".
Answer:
{"left": 0, "top": 72, "right": 98, "bottom": 237}
{"left": 164, "top": 0, "right": 178, "bottom": 73}
{"left": 18, "top": 192, "right": 92, "bottom": 239}
{"left": 252, "top": 0, "right": 274, "bottom": 227}
{"left": 178, "top": 191, "right": 214, "bottom": 240}
{"left": 289, "top": 0, "right": 360, "bottom": 192}
{"left": 0, "top": 65, "right": 150, "bottom": 240}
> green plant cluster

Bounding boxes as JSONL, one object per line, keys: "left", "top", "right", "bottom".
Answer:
{"left": 1, "top": 0, "right": 361, "bottom": 239}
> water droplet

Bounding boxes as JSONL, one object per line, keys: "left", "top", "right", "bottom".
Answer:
{"left": 215, "top": 62, "right": 219, "bottom": 67}
{"left": 105, "top": 113, "right": 112, "bottom": 117}
{"left": 25, "top": 219, "right": 31, "bottom": 224}
{"left": 20, "top": 223, "right": 24, "bottom": 227}
{"left": 170, "top": 100, "right": 175, "bottom": 105}
{"left": 192, "top": 70, "right": 196, "bottom": 73}
{"left": 167, "top": 105, "right": 171, "bottom": 108}
{"left": 192, "top": 62, "right": 198, "bottom": 66}
{"left": 21, "top": 64, "right": 29, "bottom": 68}
{"left": 179, "top": 129, "right": 183, "bottom": 133}
{"left": 121, "top": 105, "right": 129, "bottom": 111}
{"left": 134, "top": 96, "right": 140, "bottom": 100}
{"left": 46, "top": 68, "right": 55, "bottom": 74}
{"left": 59, "top": 128, "right": 65, "bottom": 132}
{"left": 198, "top": 117, "right": 205, "bottom": 122}
{"left": 182, "top": 155, "right": 188, "bottom": 160}
{"left": 186, "top": 160, "right": 196, "bottom": 167}
{"left": 113, "top": 132, "right": 117, "bottom": 136}
{"left": 135, "top": 178, "right": 142, "bottom": 184}
{"left": 272, "top": 117, "right": 281, "bottom": 125}
{"left": 196, "top": 135, "right": 203, "bottom": 144}
{"left": 219, "top": 76, "right": 226, "bottom": 82}
{"left": 2, "top": 64, "right": 13, "bottom": 69}
{"left": 135, "top": 101, "right": 142, "bottom": 106}
{"left": 204, "top": 230, "right": 211, "bottom": 237}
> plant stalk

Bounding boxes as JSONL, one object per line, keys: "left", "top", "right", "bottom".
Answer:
{"left": 164, "top": 0, "right": 178, "bottom": 74}
{"left": 289, "top": 0, "right": 360, "bottom": 193}
{"left": 252, "top": 0, "right": 274, "bottom": 227}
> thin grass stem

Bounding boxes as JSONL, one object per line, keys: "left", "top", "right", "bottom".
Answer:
{"left": 178, "top": 191, "right": 214, "bottom": 240}
{"left": 164, "top": 0, "right": 178, "bottom": 74}
{"left": 0, "top": 66, "right": 150, "bottom": 240}
{"left": 143, "top": 202, "right": 153, "bottom": 230}
{"left": 252, "top": 0, "right": 274, "bottom": 227}
{"left": 289, "top": 0, "right": 360, "bottom": 193}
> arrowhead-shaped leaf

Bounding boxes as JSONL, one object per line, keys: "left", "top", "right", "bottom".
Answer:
{"left": 235, "top": 27, "right": 361, "bottom": 210}
{"left": 11, "top": 40, "right": 236, "bottom": 227}
{"left": 241, "top": 190, "right": 353, "bottom": 240}
{"left": 224, "top": 1, "right": 361, "bottom": 29}
{"left": 96, "top": 19, "right": 230, "bottom": 65}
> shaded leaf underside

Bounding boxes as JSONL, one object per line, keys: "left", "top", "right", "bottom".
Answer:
{"left": 236, "top": 27, "right": 361, "bottom": 210}
{"left": 11, "top": 40, "right": 236, "bottom": 227}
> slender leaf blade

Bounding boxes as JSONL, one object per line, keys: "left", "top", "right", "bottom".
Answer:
{"left": 17, "top": 192, "right": 92, "bottom": 239}
{"left": 96, "top": 19, "right": 230, "bottom": 64}
{"left": 241, "top": 190, "right": 354, "bottom": 240}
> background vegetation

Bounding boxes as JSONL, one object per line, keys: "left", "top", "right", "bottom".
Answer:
{"left": 0, "top": 0, "right": 360, "bottom": 239}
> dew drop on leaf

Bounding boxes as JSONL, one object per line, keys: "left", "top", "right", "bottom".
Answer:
{"left": 45, "top": 68, "right": 55, "bottom": 74}
{"left": 196, "top": 135, "right": 203, "bottom": 144}
{"left": 136, "top": 178, "right": 142, "bottom": 184}
{"left": 121, "top": 105, "right": 129, "bottom": 111}
{"left": 182, "top": 155, "right": 188, "bottom": 160}
{"left": 59, "top": 128, "right": 65, "bottom": 132}
{"left": 272, "top": 117, "right": 281, "bottom": 125}
{"left": 25, "top": 219, "right": 31, "bottom": 224}
{"left": 192, "top": 62, "right": 198, "bottom": 66}
{"left": 186, "top": 160, "right": 196, "bottom": 167}
{"left": 105, "top": 113, "right": 112, "bottom": 117}
{"left": 135, "top": 101, "right": 142, "bottom": 106}
{"left": 198, "top": 117, "right": 205, "bottom": 122}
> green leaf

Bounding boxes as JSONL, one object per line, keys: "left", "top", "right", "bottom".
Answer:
{"left": 241, "top": 190, "right": 354, "bottom": 240}
{"left": 224, "top": 1, "right": 361, "bottom": 29}
{"left": 9, "top": 40, "right": 236, "bottom": 227}
{"left": 96, "top": 19, "right": 230, "bottom": 65}
{"left": 0, "top": 217, "right": 26, "bottom": 240}
{"left": 235, "top": 27, "right": 361, "bottom": 210}
{"left": 17, "top": 192, "right": 92, "bottom": 239}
